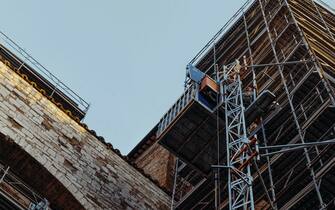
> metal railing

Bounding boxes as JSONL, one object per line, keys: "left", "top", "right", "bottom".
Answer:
{"left": 0, "top": 31, "right": 90, "bottom": 114}
{"left": 157, "top": 85, "right": 197, "bottom": 137}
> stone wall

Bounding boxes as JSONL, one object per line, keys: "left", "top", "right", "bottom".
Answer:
{"left": 133, "top": 143, "right": 175, "bottom": 191}
{"left": 0, "top": 61, "right": 170, "bottom": 210}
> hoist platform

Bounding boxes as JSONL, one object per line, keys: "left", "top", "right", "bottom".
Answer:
{"left": 157, "top": 81, "right": 275, "bottom": 175}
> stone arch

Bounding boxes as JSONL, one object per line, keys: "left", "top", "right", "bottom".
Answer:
{"left": 0, "top": 133, "right": 84, "bottom": 210}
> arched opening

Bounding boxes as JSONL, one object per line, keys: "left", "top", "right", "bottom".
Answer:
{"left": 0, "top": 132, "right": 84, "bottom": 210}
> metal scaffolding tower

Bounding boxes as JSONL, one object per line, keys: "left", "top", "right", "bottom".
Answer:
{"left": 158, "top": 0, "right": 335, "bottom": 209}
{"left": 223, "top": 62, "right": 255, "bottom": 210}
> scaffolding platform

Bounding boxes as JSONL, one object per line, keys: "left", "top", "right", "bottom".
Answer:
{"left": 157, "top": 83, "right": 275, "bottom": 175}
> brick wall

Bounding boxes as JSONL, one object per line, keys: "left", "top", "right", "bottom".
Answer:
{"left": 0, "top": 61, "right": 170, "bottom": 210}
{"left": 133, "top": 143, "right": 175, "bottom": 192}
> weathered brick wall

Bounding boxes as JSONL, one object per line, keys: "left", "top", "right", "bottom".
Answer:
{"left": 0, "top": 61, "right": 170, "bottom": 210}
{"left": 134, "top": 143, "right": 175, "bottom": 191}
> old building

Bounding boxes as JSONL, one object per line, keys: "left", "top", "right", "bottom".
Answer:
{"left": 0, "top": 0, "right": 334, "bottom": 209}
{"left": 0, "top": 33, "right": 170, "bottom": 209}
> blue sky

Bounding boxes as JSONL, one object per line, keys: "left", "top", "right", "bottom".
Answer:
{"left": 1, "top": 0, "right": 334, "bottom": 154}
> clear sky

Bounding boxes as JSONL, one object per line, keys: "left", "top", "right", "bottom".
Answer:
{"left": 1, "top": 0, "right": 334, "bottom": 154}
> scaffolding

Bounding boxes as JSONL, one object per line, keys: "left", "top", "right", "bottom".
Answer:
{"left": 0, "top": 164, "right": 49, "bottom": 210}
{"left": 156, "top": 0, "right": 335, "bottom": 209}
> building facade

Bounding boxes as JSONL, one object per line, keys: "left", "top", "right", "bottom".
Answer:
{"left": 0, "top": 38, "right": 170, "bottom": 209}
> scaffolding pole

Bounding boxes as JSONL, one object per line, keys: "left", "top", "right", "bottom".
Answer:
{"left": 311, "top": 0, "right": 335, "bottom": 43}
{"left": 258, "top": 0, "right": 326, "bottom": 208}
{"left": 171, "top": 158, "right": 179, "bottom": 210}
{"left": 243, "top": 9, "right": 278, "bottom": 209}
{"left": 285, "top": 0, "right": 335, "bottom": 106}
